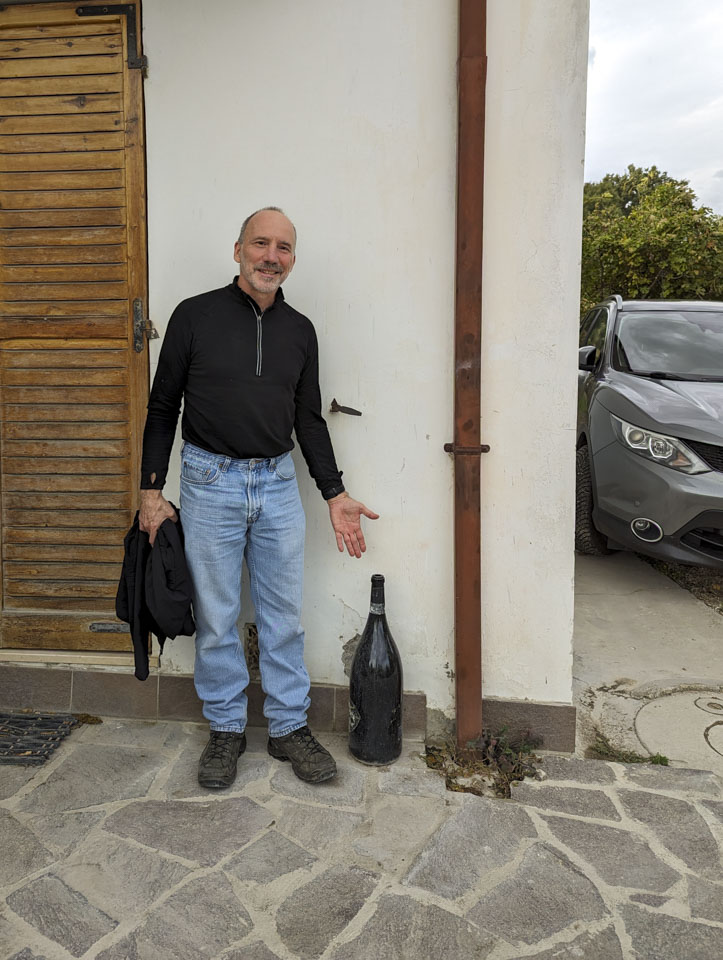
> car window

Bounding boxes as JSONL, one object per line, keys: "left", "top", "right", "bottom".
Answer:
{"left": 613, "top": 310, "right": 723, "bottom": 380}
{"left": 586, "top": 309, "right": 609, "bottom": 364}
{"left": 579, "top": 309, "right": 600, "bottom": 347}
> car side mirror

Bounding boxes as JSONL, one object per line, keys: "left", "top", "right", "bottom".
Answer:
{"left": 578, "top": 345, "right": 597, "bottom": 371}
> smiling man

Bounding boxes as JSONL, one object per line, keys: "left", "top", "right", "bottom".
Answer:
{"left": 139, "top": 206, "right": 377, "bottom": 789}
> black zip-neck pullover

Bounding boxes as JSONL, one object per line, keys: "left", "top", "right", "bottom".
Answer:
{"left": 141, "top": 279, "right": 344, "bottom": 499}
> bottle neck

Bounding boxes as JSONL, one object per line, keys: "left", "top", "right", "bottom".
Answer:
{"left": 370, "top": 576, "right": 385, "bottom": 614}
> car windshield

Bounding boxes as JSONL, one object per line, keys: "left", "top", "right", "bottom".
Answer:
{"left": 612, "top": 310, "right": 723, "bottom": 381}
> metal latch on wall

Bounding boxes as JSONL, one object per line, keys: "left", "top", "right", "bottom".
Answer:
{"left": 76, "top": 4, "right": 147, "bottom": 70}
{"left": 133, "top": 299, "right": 159, "bottom": 352}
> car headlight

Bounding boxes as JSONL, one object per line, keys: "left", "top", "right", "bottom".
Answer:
{"left": 611, "top": 415, "right": 710, "bottom": 475}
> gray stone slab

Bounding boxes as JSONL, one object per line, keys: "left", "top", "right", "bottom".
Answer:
{"left": 620, "top": 765, "right": 721, "bottom": 796}
{"left": 276, "top": 865, "right": 378, "bottom": 959}
{"left": 405, "top": 795, "right": 537, "bottom": 899}
{"left": 225, "top": 829, "right": 316, "bottom": 883}
{"left": 6, "top": 874, "right": 117, "bottom": 958}
{"left": 0, "top": 808, "right": 54, "bottom": 887}
{"left": 220, "top": 945, "right": 280, "bottom": 960}
{"left": 351, "top": 796, "right": 445, "bottom": 870}
{"left": 618, "top": 789, "right": 722, "bottom": 879}
{"left": 701, "top": 798, "right": 723, "bottom": 823}
{"left": 377, "top": 766, "right": 448, "bottom": 798}
{"left": 629, "top": 893, "right": 670, "bottom": 907}
{"left": 17, "top": 744, "right": 162, "bottom": 814}
{"left": 0, "top": 764, "right": 40, "bottom": 800}
{"left": 542, "top": 815, "right": 680, "bottom": 892}
{"left": 329, "top": 893, "right": 495, "bottom": 960}
{"left": 525, "top": 925, "right": 623, "bottom": 960}
{"left": 24, "top": 810, "right": 105, "bottom": 856}
{"left": 270, "top": 762, "right": 365, "bottom": 807}
{"left": 78, "top": 718, "right": 187, "bottom": 751}
{"left": 511, "top": 782, "right": 621, "bottom": 820}
{"left": 276, "top": 801, "right": 366, "bottom": 854}
{"left": 688, "top": 875, "right": 723, "bottom": 923}
{"left": 539, "top": 757, "right": 616, "bottom": 784}
{"left": 621, "top": 904, "right": 723, "bottom": 959}
{"left": 102, "top": 797, "right": 272, "bottom": 866}
{"left": 57, "top": 832, "right": 190, "bottom": 918}
{"left": 162, "top": 746, "right": 271, "bottom": 799}
{"left": 95, "top": 872, "right": 252, "bottom": 960}
{"left": 466, "top": 844, "right": 608, "bottom": 945}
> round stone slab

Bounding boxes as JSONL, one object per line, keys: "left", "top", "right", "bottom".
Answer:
{"left": 635, "top": 692, "right": 723, "bottom": 776}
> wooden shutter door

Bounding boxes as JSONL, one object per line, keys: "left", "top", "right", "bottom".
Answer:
{"left": 0, "top": 1, "right": 148, "bottom": 651}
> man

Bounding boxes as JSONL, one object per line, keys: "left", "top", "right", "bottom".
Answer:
{"left": 139, "top": 207, "right": 378, "bottom": 789}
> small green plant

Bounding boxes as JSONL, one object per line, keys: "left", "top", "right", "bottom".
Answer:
{"left": 425, "top": 727, "right": 542, "bottom": 798}
{"left": 586, "top": 729, "right": 668, "bottom": 765}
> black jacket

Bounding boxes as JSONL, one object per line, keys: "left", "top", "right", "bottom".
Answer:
{"left": 116, "top": 509, "right": 195, "bottom": 680}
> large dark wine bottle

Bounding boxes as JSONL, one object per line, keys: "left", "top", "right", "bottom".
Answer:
{"left": 349, "top": 574, "right": 403, "bottom": 764}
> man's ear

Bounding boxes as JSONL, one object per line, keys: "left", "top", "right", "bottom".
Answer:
{"left": 233, "top": 241, "right": 241, "bottom": 264}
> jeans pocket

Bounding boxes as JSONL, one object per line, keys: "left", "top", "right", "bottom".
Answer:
{"left": 181, "top": 458, "right": 220, "bottom": 485}
{"left": 274, "top": 453, "right": 296, "bottom": 481}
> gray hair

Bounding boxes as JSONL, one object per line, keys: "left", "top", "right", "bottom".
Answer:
{"left": 237, "top": 206, "right": 296, "bottom": 246}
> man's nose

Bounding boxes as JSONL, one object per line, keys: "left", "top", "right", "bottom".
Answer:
{"left": 263, "top": 245, "right": 280, "bottom": 262}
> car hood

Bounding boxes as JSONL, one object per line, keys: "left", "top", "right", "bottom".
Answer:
{"left": 597, "top": 372, "right": 723, "bottom": 444}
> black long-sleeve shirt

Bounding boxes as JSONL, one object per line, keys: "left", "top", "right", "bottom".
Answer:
{"left": 141, "top": 279, "right": 344, "bottom": 499}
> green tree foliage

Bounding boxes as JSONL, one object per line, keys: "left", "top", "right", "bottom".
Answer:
{"left": 581, "top": 164, "right": 723, "bottom": 312}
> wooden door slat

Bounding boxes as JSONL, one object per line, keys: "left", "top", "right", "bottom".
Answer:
{"left": 1, "top": 226, "right": 126, "bottom": 245}
{"left": 3, "top": 457, "right": 128, "bottom": 475}
{"left": 4, "top": 581, "right": 118, "bottom": 599}
{"left": 1, "top": 384, "right": 126, "bottom": 401}
{"left": 0, "top": 188, "right": 125, "bottom": 210}
{"left": 4, "top": 544, "right": 124, "bottom": 562}
{"left": 1, "top": 345, "right": 126, "bottom": 365}
{"left": 4, "top": 597, "right": 117, "bottom": 612}
{"left": 1, "top": 170, "right": 124, "bottom": 190}
{"left": 4, "top": 492, "right": 129, "bottom": 510}
{"left": 3, "top": 438, "right": 129, "bottom": 457}
{"left": 0, "top": 113, "right": 123, "bottom": 135}
{"left": 1, "top": 282, "right": 127, "bottom": 301}
{"left": 0, "top": 150, "right": 124, "bottom": 173}
{"left": 0, "top": 208, "right": 125, "bottom": 228}
{"left": 5, "top": 562, "right": 120, "bottom": 581}
{"left": 2, "top": 403, "right": 128, "bottom": 421}
{"left": 5, "top": 509, "right": 128, "bottom": 527}
{"left": 0, "top": 94, "right": 122, "bottom": 118}
{"left": 0, "top": 301, "right": 127, "bottom": 318}
{"left": 0, "top": 131, "right": 124, "bottom": 153}
{"left": 0, "top": 244, "right": 126, "bottom": 264}
{"left": 2, "top": 265, "right": 126, "bottom": 283}
{"left": 5, "top": 527, "right": 125, "bottom": 545}
{"left": 0, "top": 34, "right": 122, "bottom": 59}
{"left": 0, "top": 319, "right": 127, "bottom": 338}
{"left": 3, "top": 474, "right": 129, "bottom": 492}
{"left": 0, "top": 54, "right": 123, "bottom": 79}
{"left": 0, "top": 24, "right": 122, "bottom": 41}
{"left": 0, "top": 74, "right": 123, "bottom": 97}
{"left": 2, "top": 368, "right": 126, "bottom": 386}
{"left": 3, "top": 421, "right": 127, "bottom": 440}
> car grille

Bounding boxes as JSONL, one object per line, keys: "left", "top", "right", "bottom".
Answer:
{"left": 686, "top": 439, "right": 723, "bottom": 472}
{"left": 681, "top": 527, "right": 723, "bottom": 559}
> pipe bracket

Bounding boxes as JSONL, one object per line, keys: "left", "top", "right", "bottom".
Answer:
{"left": 444, "top": 443, "right": 490, "bottom": 454}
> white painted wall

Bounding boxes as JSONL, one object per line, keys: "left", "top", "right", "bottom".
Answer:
{"left": 481, "top": 0, "right": 589, "bottom": 704}
{"left": 140, "top": 0, "right": 588, "bottom": 718}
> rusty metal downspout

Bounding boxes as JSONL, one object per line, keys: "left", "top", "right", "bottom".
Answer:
{"left": 446, "top": 0, "right": 488, "bottom": 748}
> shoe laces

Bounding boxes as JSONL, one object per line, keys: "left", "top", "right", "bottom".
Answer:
{"left": 206, "top": 731, "right": 240, "bottom": 760}
{"left": 289, "top": 726, "right": 326, "bottom": 757}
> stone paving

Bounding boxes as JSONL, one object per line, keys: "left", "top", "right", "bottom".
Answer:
{"left": 1, "top": 720, "right": 722, "bottom": 960}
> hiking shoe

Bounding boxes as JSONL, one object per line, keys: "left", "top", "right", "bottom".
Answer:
{"left": 198, "top": 731, "right": 246, "bottom": 789}
{"left": 268, "top": 725, "right": 337, "bottom": 783}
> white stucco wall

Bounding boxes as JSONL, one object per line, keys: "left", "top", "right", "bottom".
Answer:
{"left": 481, "top": 0, "right": 589, "bottom": 704}
{"left": 140, "top": 0, "right": 588, "bottom": 718}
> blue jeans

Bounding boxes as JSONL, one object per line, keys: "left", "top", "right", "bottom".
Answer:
{"left": 179, "top": 442, "right": 310, "bottom": 737}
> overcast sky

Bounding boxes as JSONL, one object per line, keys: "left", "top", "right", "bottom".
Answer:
{"left": 585, "top": 0, "right": 723, "bottom": 213}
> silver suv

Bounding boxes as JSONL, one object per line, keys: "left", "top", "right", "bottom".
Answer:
{"left": 577, "top": 296, "right": 723, "bottom": 567}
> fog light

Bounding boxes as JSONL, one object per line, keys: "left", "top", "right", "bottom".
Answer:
{"left": 631, "top": 518, "right": 663, "bottom": 543}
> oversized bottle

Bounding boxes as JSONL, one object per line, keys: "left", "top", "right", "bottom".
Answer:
{"left": 349, "top": 574, "right": 403, "bottom": 764}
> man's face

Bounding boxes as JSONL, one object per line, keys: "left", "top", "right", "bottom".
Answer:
{"left": 234, "top": 210, "right": 296, "bottom": 299}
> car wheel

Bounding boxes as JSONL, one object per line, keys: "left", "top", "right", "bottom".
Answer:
{"left": 575, "top": 445, "right": 613, "bottom": 556}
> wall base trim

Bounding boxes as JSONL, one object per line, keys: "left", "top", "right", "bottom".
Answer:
{"left": 482, "top": 696, "right": 576, "bottom": 753}
{"left": 0, "top": 664, "right": 426, "bottom": 738}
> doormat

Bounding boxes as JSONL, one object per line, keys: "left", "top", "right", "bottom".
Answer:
{"left": 0, "top": 712, "right": 79, "bottom": 765}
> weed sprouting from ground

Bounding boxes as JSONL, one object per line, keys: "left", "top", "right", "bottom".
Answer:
{"left": 586, "top": 729, "right": 668, "bottom": 765}
{"left": 425, "top": 728, "right": 542, "bottom": 799}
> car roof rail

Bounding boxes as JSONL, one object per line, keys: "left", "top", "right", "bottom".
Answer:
{"left": 604, "top": 294, "right": 623, "bottom": 311}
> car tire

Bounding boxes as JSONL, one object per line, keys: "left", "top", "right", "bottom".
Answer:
{"left": 575, "top": 445, "right": 613, "bottom": 556}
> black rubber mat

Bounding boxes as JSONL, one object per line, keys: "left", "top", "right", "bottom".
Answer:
{"left": 0, "top": 712, "right": 79, "bottom": 765}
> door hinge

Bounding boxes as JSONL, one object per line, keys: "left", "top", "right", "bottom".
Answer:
{"left": 76, "top": 4, "right": 147, "bottom": 70}
{"left": 133, "top": 298, "right": 159, "bottom": 352}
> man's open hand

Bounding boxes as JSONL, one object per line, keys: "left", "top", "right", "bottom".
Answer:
{"left": 328, "top": 494, "right": 379, "bottom": 558}
{"left": 139, "top": 490, "right": 177, "bottom": 546}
